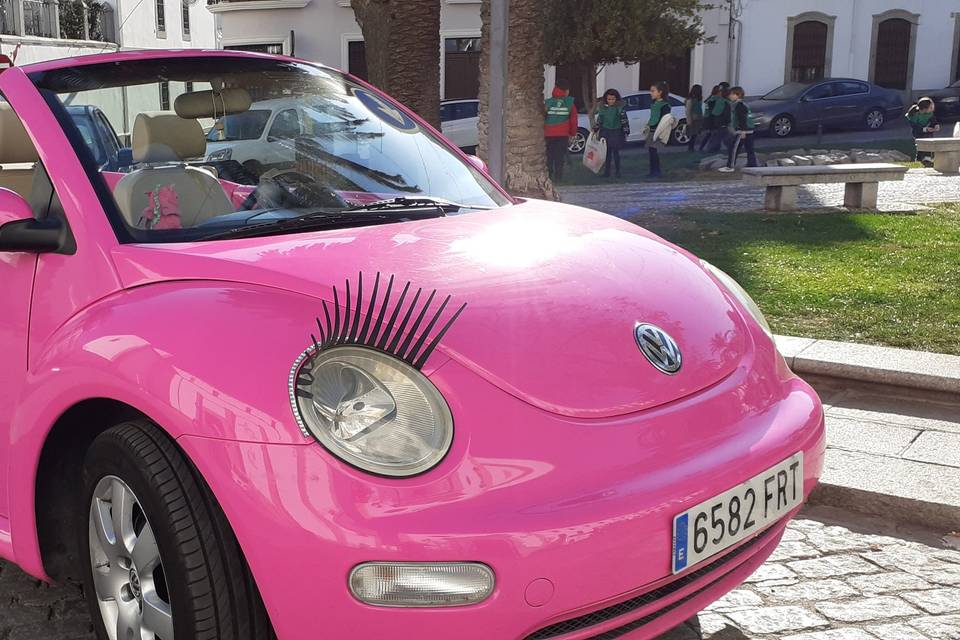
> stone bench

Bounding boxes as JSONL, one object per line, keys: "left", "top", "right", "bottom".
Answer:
{"left": 915, "top": 137, "right": 960, "bottom": 174}
{"left": 742, "top": 163, "right": 907, "bottom": 211}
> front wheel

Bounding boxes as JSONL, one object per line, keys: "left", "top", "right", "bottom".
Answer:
{"left": 865, "top": 108, "right": 885, "bottom": 130}
{"left": 568, "top": 128, "right": 589, "bottom": 154}
{"left": 81, "top": 420, "right": 274, "bottom": 640}
{"left": 672, "top": 119, "right": 690, "bottom": 146}
{"left": 771, "top": 114, "right": 794, "bottom": 138}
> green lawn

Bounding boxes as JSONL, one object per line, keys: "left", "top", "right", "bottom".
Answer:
{"left": 635, "top": 204, "right": 960, "bottom": 355}
{"left": 558, "top": 138, "right": 918, "bottom": 186}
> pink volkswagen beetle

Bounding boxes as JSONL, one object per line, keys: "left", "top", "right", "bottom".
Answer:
{"left": 0, "top": 50, "right": 825, "bottom": 640}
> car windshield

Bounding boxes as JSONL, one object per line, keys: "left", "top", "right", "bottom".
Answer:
{"left": 31, "top": 56, "right": 509, "bottom": 244}
{"left": 762, "top": 83, "right": 808, "bottom": 100}
{"left": 207, "top": 110, "right": 271, "bottom": 142}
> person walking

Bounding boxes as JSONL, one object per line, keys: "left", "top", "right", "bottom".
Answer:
{"left": 646, "top": 81, "right": 672, "bottom": 178}
{"left": 593, "top": 89, "right": 626, "bottom": 178}
{"left": 544, "top": 82, "right": 578, "bottom": 181}
{"left": 706, "top": 82, "right": 731, "bottom": 153}
{"left": 685, "top": 84, "right": 704, "bottom": 152}
{"left": 700, "top": 85, "right": 720, "bottom": 151}
{"left": 718, "top": 86, "right": 758, "bottom": 172}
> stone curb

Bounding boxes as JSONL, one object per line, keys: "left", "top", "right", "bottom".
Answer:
{"left": 810, "top": 482, "right": 960, "bottom": 533}
{"left": 775, "top": 335, "right": 960, "bottom": 395}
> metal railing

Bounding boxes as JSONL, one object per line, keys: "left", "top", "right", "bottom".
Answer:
{"left": 1, "top": 0, "right": 16, "bottom": 35}
{"left": 22, "top": 0, "right": 54, "bottom": 37}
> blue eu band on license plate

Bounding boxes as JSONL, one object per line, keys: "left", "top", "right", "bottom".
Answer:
{"left": 671, "top": 452, "right": 803, "bottom": 574}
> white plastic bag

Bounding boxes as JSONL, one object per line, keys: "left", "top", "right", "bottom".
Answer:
{"left": 582, "top": 132, "right": 607, "bottom": 174}
{"left": 953, "top": 121, "right": 960, "bottom": 139}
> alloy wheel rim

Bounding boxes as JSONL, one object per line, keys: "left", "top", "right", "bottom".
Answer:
{"left": 89, "top": 476, "right": 174, "bottom": 640}
{"left": 674, "top": 124, "right": 690, "bottom": 144}
{"left": 774, "top": 118, "right": 792, "bottom": 136}
{"left": 570, "top": 133, "right": 586, "bottom": 153}
{"left": 867, "top": 111, "right": 883, "bottom": 128}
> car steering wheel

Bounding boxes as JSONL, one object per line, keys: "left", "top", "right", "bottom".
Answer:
{"left": 240, "top": 169, "right": 348, "bottom": 211}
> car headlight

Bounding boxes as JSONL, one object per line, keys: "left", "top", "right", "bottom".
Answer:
{"left": 207, "top": 147, "right": 232, "bottom": 161}
{"left": 290, "top": 346, "right": 453, "bottom": 477}
{"left": 700, "top": 260, "right": 773, "bottom": 337}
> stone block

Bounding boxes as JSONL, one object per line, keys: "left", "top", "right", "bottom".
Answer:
{"left": 815, "top": 596, "right": 920, "bottom": 622}
{"left": 725, "top": 606, "right": 830, "bottom": 635}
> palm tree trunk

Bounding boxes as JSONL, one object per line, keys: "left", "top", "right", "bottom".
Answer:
{"left": 478, "top": 0, "right": 557, "bottom": 199}
{"left": 351, "top": 0, "right": 441, "bottom": 128}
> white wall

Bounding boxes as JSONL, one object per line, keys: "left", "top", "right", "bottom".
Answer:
{"left": 735, "top": 0, "right": 958, "bottom": 95}
{"left": 0, "top": 36, "right": 118, "bottom": 65}
{"left": 112, "top": 0, "right": 216, "bottom": 49}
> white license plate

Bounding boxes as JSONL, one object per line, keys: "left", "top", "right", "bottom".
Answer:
{"left": 671, "top": 452, "right": 803, "bottom": 574}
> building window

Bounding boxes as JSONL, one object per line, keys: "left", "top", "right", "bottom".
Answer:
{"left": 182, "top": 0, "right": 190, "bottom": 38}
{"left": 953, "top": 14, "right": 960, "bottom": 83}
{"left": 791, "top": 21, "right": 828, "bottom": 82}
{"left": 225, "top": 43, "right": 284, "bottom": 55}
{"left": 348, "top": 40, "right": 368, "bottom": 81}
{"left": 638, "top": 50, "right": 691, "bottom": 97}
{"left": 444, "top": 37, "right": 481, "bottom": 100}
{"left": 874, "top": 19, "right": 912, "bottom": 90}
{"left": 155, "top": 0, "right": 166, "bottom": 36}
{"left": 159, "top": 81, "right": 170, "bottom": 110}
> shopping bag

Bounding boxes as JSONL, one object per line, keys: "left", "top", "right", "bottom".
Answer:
{"left": 953, "top": 121, "right": 960, "bottom": 138}
{"left": 582, "top": 132, "right": 607, "bottom": 174}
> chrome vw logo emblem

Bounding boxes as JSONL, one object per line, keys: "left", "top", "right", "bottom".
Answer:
{"left": 635, "top": 323, "right": 682, "bottom": 375}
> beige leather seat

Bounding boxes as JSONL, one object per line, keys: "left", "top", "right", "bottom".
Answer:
{"left": 114, "top": 112, "right": 234, "bottom": 229}
{"left": 0, "top": 103, "right": 39, "bottom": 199}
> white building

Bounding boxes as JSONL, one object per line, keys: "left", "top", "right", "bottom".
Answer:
{"left": 212, "top": 0, "right": 960, "bottom": 105}
{"left": 1, "top": 0, "right": 216, "bottom": 66}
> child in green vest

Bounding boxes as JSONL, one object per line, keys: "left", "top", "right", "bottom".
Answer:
{"left": 706, "top": 82, "right": 731, "bottom": 153}
{"left": 685, "top": 84, "right": 704, "bottom": 152}
{"left": 593, "top": 89, "right": 625, "bottom": 178}
{"left": 718, "top": 86, "right": 757, "bottom": 172}
{"left": 906, "top": 97, "right": 940, "bottom": 167}
{"left": 544, "top": 82, "right": 579, "bottom": 181}
{"left": 647, "top": 81, "right": 672, "bottom": 178}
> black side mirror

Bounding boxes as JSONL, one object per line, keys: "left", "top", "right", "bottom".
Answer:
{"left": 0, "top": 188, "right": 71, "bottom": 254}
{"left": 116, "top": 147, "right": 134, "bottom": 168}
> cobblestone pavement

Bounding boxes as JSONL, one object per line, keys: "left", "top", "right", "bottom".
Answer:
{"left": 558, "top": 169, "right": 960, "bottom": 218}
{"left": 1, "top": 506, "right": 957, "bottom": 639}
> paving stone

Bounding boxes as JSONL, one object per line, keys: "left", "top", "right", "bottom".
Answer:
{"left": 704, "top": 589, "right": 764, "bottom": 612}
{"left": 758, "top": 578, "right": 859, "bottom": 602}
{"left": 788, "top": 555, "right": 882, "bottom": 579}
{"left": 903, "top": 432, "right": 960, "bottom": 468}
{"left": 725, "top": 606, "right": 830, "bottom": 635}
{"left": 781, "top": 629, "right": 879, "bottom": 640}
{"left": 848, "top": 572, "right": 934, "bottom": 595}
{"left": 691, "top": 612, "right": 737, "bottom": 636}
{"left": 866, "top": 623, "right": 931, "bottom": 639}
{"left": 901, "top": 588, "right": 960, "bottom": 615}
{"left": 744, "top": 563, "right": 798, "bottom": 583}
{"left": 805, "top": 525, "right": 880, "bottom": 553}
{"left": 825, "top": 416, "right": 919, "bottom": 457}
{"left": 909, "top": 615, "right": 960, "bottom": 639}
{"left": 815, "top": 596, "right": 921, "bottom": 622}
{"left": 826, "top": 393, "right": 960, "bottom": 435}
{"left": 768, "top": 541, "right": 822, "bottom": 561}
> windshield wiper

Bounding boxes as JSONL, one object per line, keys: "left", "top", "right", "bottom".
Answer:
{"left": 202, "top": 209, "right": 445, "bottom": 241}
{"left": 346, "top": 196, "right": 492, "bottom": 213}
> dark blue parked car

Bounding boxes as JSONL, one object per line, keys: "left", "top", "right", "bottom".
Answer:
{"left": 65, "top": 105, "right": 132, "bottom": 171}
{"left": 747, "top": 79, "right": 904, "bottom": 138}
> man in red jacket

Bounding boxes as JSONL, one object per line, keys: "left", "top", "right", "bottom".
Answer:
{"left": 544, "top": 82, "right": 579, "bottom": 181}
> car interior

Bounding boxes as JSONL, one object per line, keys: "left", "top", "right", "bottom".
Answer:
{"left": 0, "top": 102, "right": 64, "bottom": 222}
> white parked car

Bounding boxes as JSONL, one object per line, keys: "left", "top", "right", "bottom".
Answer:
{"left": 439, "top": 99, "right": 479, "bottom": 152}
{"left": 206, "top": 98, "right": 312, "bottom": 172}
{"left": 569, "top": 93, "right": 689, "bottom": 153}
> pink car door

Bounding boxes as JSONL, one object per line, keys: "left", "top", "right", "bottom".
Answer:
{"left": 0, "top": 68, "right": 123, "bottom": 516}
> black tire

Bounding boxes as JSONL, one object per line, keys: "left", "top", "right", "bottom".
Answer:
{"left": 865, "top": 108, "right": 886, "bottom": 130}
{"left": 770, "top": 114, "right": 794, "bottom": 138}
{"left": 671, "top": 119, "right": 690, "bottom": 146}
{"left": 568, "top": 128, "right": 590, "bottom": 154}
{"left": 80, "top": 420, "right": 274, "bottom": 640}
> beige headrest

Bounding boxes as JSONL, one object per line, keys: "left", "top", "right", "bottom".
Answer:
{"left": 174, "top": 89, "right": 252, "bottom": 119}
{"left": 0, "top": 103, "right": 39, "bottom": 164}
{"left": 133, "top": 112, "right": 206, "bottom": 163}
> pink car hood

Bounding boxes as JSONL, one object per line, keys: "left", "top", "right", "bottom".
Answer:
{"left": 111, "top": 200, "right": 752, "bottom": 418}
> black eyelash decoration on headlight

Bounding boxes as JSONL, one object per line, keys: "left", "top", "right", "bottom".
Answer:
{"left": 310, "top": 272, "right": 467, "bottom": 370}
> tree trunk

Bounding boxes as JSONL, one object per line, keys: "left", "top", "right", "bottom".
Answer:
{"left": 478, "top": 0, "right": 556, "bottom": 200}
{"left": 351, "top": 0, "right": 441, "bottom": 128}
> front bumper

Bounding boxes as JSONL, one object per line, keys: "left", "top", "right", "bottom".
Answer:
{"left": 180, "top": 352, "right": 825, "bottom": 640}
